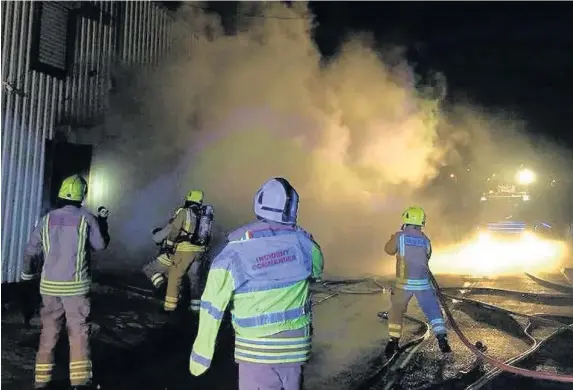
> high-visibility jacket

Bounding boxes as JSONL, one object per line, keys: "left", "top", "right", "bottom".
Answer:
{"left": 384, "top": 226, "right": 433, "bottom": 291}
{"left": 21, "top": 205, "right": 109, "bottom": 296}
{"left": 189, "top": 220, "right": 324, "bottom": 376}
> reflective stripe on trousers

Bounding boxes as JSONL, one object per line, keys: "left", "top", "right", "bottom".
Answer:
{"left": 35, "top": 295, "right": 92, "bottom": 387}
{"left": 388, "top": 287, "right": 446, "bottom": 339}
{"left": 142, "top": 255, "right": 170, "bottom": 287}
{"left": 164, "top": 251, "right": 202, "bottom": 311}
{"left": 151, "top": 273, "right": 165, "bottom": 287}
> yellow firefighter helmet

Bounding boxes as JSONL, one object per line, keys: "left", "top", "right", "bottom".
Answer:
{"left": 186, "top": 190, "right": 204, "bottom": 203}
{"left": 401, "top": 205, "right": 426, "bottom": 226}
{"left": 57, "top": 174, "right": 88, "bottom": 202}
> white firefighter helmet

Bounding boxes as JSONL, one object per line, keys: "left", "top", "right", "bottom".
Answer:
{"left": 253, "top": 177, "right": 299, "bottom": 225}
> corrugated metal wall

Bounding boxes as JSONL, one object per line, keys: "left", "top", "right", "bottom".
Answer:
{"left": 1, "top": 1, "right": 180, "bottom": 283}
{"left": 119, "top": 1, "right": 175, "bottom": 66}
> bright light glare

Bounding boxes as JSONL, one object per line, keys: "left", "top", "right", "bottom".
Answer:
{"left": 87, "top": 167, "right": 112, "bottom": 209}
{"left": 477, "top": 232, "right": 490, "bottom": 242}
{"left": 431, "top": 233, "right": 567, "bottom": 276}
{"left": 522, "top": 194, "right": 530, "bottom": 201}
{"left": 516, "top": 168, "right": 536, "bottom": 185}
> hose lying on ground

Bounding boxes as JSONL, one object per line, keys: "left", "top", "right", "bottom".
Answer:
{"left": 436, "top": 286, "right": 572, "bottom": 388}
{"left": 91, "top": 271, "right": 573, "bottom": 390}
{"left": 524, "top": 272, "right": 573, "bottom": 295}
{"left": 440, "top": 291, "right": 567, "bottom": 326}
{"left": 109, "top": 274, "right": 573, "bottom": 385}
{"left": 440, "top": 286, "right": 573, "bottom": 305}
{"left": 314, "top": 277, "right": 433, "bottom": 390}
{"left": 323, "top": 276, "right": 573, "bottom": 388}
{"left": 465, "top": 323, "right": 572, "bottom": 390}
{"left": 430, "top": 273, "right": 573, "bottom": 384}
{"left": 353, "top": 313, "right": 431, "bottom": 390}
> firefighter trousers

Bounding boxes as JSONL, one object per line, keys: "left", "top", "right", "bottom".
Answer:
{"left": 34, "top": 295, "right": 92, "bottom": 388}
{"left": 238, "top": 363, "right": 303, "bottom": 390}
{"left": 164, "top": 251, "right": 204, "bottom": 312}
{"left": 388, "top": 287, "right": 447, "bottom": 340}
{"left": 142, "top": 252, "right": 172, "bottom": 288}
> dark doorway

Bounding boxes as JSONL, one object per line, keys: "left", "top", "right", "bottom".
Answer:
{"left": 42, "top": 140, "right": 93, "bottom": 212}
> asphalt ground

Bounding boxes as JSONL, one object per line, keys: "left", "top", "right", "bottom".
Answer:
{"left": 362, "top": 274, "right": 573, "bottom": 390}
{"left": 2, "top": 272, "right": 572, "bottom": 390}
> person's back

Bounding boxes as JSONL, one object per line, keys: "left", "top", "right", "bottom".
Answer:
{"left": 21, "top": 174, "right": 109, "bottom": 390}
{"left": 385, "top": 226, "right": 432, "bottom": 289}
{"left": 383, "top": 206, "right": 451, "bottom": 357}
{"left": 162, "top": 190, "right": 210, "bottom": 313}
{"left": 226, "top": 219, "right": 316, "bottom": 339}
{"left": 37, "top": 205, "right": 107, "bottom": 296}
{"left": 190, "top": 177, "right": 324, "bottom": 390}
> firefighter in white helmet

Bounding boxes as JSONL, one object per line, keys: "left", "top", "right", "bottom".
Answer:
{"left": 190, "top": 178, "right": 324, "bottom": 390}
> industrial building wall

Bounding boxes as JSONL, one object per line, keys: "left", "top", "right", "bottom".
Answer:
{"left": 1, "top": 1, "right": 179, "bottom": 283}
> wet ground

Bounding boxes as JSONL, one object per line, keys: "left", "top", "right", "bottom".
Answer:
{"left": 2, "top": 271, "right": 573, "bottom": 389}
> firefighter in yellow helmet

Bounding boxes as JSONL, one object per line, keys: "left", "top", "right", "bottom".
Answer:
{"left": 21, "top": 174, "right": 110, "bottom": 390}
{"left": 382, "top": 206, "right": 451, "bottom": 357}
{"left": 162, "top": 190, "right": 213, "bottom": 314}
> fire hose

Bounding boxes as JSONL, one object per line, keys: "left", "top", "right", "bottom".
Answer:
{"left": 437, "top": 289, "right": 572, "bottom": 389}
{"left": 524, "top": 272, "right": 573, "bottom": 294}
{"left": 83, "top": 274, "right": 573, "bottom": 386}
{"left": 313, "top": 278, "right": 435, "bottom": 390}
{"left": 465, "top": 323, "right": 571, "bottom": 390}
{"left": 317, "top": 276, "right": 573, "bottom": 388}
{"left": 429, "top": 272, "right": 573, "bottom": 384}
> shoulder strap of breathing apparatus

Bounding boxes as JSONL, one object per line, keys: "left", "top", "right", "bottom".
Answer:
{"left": 176, "top": 204, "right": 213, "bottom": 246}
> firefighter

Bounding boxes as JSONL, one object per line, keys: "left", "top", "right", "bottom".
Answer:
{"left": 162, "top": 190, "right": 209, "bottom": 313}
{"left": 189, "top": 177, "right": 324, "bottom": 390}
{"left": 20, "top": 174, "right": 110, "bottom": 390}
{"left": 383, "top": 205, "right": 451, "bottom": 357}
{"left": 144, "top": 225, "right": 173, "bottom": 291}
{"left": 141, "top": 208, "right": 182, "bottom": 293}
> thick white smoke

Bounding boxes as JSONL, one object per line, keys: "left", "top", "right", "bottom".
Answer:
{"left": 85, "top": 2, "right": 572, "bottom": 277}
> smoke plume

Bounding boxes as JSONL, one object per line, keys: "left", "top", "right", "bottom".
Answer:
{"left": 85, "top": 2, "right": 572, "bottom": 277}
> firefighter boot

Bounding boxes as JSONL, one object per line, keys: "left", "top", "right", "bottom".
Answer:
{"left": 71, "top": 385, "right": 96, "bottom": 390}
{"left": 437, "top": 334, "right": 452, "bottom": 353}
{"left": 384, "top": 337, "right": 400, "bottom": 358}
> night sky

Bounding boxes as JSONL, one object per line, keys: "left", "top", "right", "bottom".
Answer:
{"left": 161, "top": 1, "right": 573, "bottom": 147}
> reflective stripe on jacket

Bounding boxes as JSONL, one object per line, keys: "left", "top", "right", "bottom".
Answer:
{"left": 384, "top": 226, "right": 432, "bottom": 291}
{"left": 21, "top": 206, "right": 108, "bottom": 296}
{"left": 189, "top": 220, "right": 324, "bottom": 375}
{"left": 165, "top": 208, "right": 204, "bottom": 252}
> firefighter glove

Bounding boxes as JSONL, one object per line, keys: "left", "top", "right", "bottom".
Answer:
{"left": 98, "top": 206, "right": 110, "bottom": 219}
{"left": 165, "top": 244, "right": 176, "bottom": 255}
